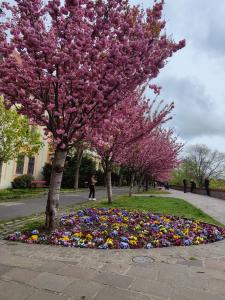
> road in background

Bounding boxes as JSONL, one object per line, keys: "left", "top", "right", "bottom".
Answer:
{"left": 0, "top": 187, "right": 128, "bottom": 221}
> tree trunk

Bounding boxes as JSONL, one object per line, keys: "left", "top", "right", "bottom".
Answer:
{"left": 45, "top": 149, "right": 67, "bottom": 230}
{"left": 102, "top": 159, "right": 113, "bottom": 204}
{"left": 145, "top": 178, "right": 149, "bottom": 191}
{"left": 129, "top": 172, "right": 135, "bottom": 197}
{"left": 106, "top": 168, "right": 112, "bottom": 204}
{"left": 73, "top": 148, "right": 83, "bottom": 190}
{"left": 119, "top": 175, "right": 123, "bottom": 187}
{"left": 138, "top": 175, "right": 143, "bottom": 192}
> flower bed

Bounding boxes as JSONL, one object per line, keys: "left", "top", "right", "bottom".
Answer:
{"left": 7, "top": 208, "right": 225, "bottom": 249}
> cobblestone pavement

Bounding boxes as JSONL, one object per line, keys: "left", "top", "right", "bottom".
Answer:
{"left": 0, "top": 239, "right": 225, "bottom": 300}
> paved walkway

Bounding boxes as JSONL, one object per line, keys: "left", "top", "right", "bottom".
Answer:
{"left": 0, "top": 238, "right": 225, "bottom": 300}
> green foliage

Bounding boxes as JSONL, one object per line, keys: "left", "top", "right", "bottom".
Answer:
{"left": 170, "top": 159, "right": 197, "bottom": 186}
{"left": 42, "top": 156, "right": 130, "bottom": 189}
{"left": 12, "top": 174, "right": 34, "bottom": 189}
{"left": 95, "top": 169, "right": 105, "bottom": 186}
{"left": 0, "top": 188, "right": 46, "bottom": 202}
{"left": 42, "top": 163, "right": 52, "bottom": 185}
{"left": 209, "top": 178, "right": 225, "bottom": 190}
{"left": 119, "top": 166, "right": 132, "bottom": 186}
{"left": 0, "top": 96, "right": 43, "bottom": 163}
{"left": 42, "top": 154, "right": 97, "bottom": 188}
{"left": 74, "top": 154, "right": 96, "bottom": 188}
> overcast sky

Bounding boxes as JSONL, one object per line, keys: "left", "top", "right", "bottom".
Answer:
{"left": 130, "top": 0, "right": 225, "bottom": 152}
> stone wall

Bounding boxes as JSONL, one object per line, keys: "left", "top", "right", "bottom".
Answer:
{"left": 171, "top": 185, "right": 225, "bottom": 200}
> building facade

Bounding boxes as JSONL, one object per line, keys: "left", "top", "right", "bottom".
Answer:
{"left": 0, "top": 129, "right": 50, "bottom": 189}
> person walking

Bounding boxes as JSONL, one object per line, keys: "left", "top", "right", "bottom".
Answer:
{"left": 190, "top": 180, "right": 196, "bottom": 193}
{"left": 204, "top": 177, "right": 210, "bottom": 196}
{"left": 183, "top": 179, "right": 187, "bottom": 193}
{"left": 88, "top": 175, "right": 97, "bottom": 201}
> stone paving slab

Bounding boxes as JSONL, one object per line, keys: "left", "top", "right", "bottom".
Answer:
{"left": 29, "top": 272, "right": 75, "bottom": 292}
{"left": 0, "top": 280, "right": 35, "bottom": 300}
{"left": 94, "top": 286, "right": 151, "bottom": 300}
{"left": 0, "top": 241, "right": 225, "bottom": 299}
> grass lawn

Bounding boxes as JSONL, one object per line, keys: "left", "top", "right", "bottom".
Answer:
{"left": 0, "top": 188, "right": 89, "bottom": 202}
{"left": 93, "top": 195, "right": 224, "bottom": 227}
{"left": 136, "top": 189, "right": 170, "bottom": 195}
{"left": 2, "top": 194, "right": 224, "bottom": 233}
{"left": 0, "top": 188, "right": 47, "bottom": 202}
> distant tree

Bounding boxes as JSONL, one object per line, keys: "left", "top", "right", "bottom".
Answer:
{"left": 184, "top": 144, "right": 225, "bottom": 187}
{"left": 170, "top": 159, "right": 193, "bottom": 186}
{"left": 171, "top": 144, "right": 225, "bottom": 188}
{"left": 0, "top": 96, "right": 43, "bottom": 164}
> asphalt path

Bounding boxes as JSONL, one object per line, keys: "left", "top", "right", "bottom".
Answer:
{"left": 0, "top": 187, "right": 129, "bottom": 221}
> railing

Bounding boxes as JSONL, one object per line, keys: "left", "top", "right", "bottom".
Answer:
{"left": 171, "top": 185, "right": 225, "bottom": 200}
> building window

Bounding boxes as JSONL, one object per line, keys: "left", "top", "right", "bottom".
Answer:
{"left": 27, "top": 157, "right": 35, "bottom": 175}
{"left": 16, "top": 155, "right": 25, "bottom": 174}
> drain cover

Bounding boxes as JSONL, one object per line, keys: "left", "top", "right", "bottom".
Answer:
{"left": 132, "top": 256, "right": 154, "bottom": 264}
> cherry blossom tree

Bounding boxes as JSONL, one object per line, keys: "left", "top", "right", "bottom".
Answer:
{"left": 87, "top": 92, "right": 174, "bottom": 203}
{"left": 0, "top": 0, "right": 185, "bottom": 229}
{"left": 120, "top": 128, "right": 182, "bottom": 195}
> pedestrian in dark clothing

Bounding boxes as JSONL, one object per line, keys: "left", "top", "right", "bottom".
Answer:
{"left": 183, "top": 179, "right": 187, "bottom": 193}
{"left": 164, "top": 182, "right": 170, "bottom": 190}
{"left": 204, "top": 178, "right": 210, "bottom": 196}
{"left": 190, "top": 180, "right": 196, "bottom": 193}
{"left": 88, "top": 175, "right": 97, "bottom": 201}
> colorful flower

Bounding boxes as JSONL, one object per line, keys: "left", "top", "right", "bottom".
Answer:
{"left": 6, "top": 208, "right": 225, "bottom": 249}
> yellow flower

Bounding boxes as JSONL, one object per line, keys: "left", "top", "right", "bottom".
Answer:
{"left": 183, "top": 229, "right": 189, "bottom": 235}
{"left": 106, "top": 238, "right": 113, "bottom": 245}
{"left": 31, "top": 235, "right": 38, "bottom": 241}
{"left": 135, "top": 225, "right": 141, "bottom": 230}
{"left": 74, "top": 232, "right": 82, "bottom": 238}
{"left": 86, "top": 234, "right": 93, "bottom": 240}
{"left": 62, "top": 236, "right": 69, "bottom": 241}
{"left": 129, "top": 240, "right": 137, "bottom": 246}
{"left": 129, "top": 236, "right": 137, "bottom": 241}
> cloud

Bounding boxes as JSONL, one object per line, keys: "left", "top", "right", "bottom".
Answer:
{"left": 162, "top": 0, "right": 225, "bottom": 59}
{"left": 152, "top": 76, "right": 225, "bottom": 139}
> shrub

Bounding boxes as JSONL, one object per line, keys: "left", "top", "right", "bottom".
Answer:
{"left": 42, "top": 163, "right": 52, "bottom": 185}
{"left": 12, "top": 174, "right": 34, "bottom": 189}
{"left": 95, "top": 170, "right": 105, "bottom": 186}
